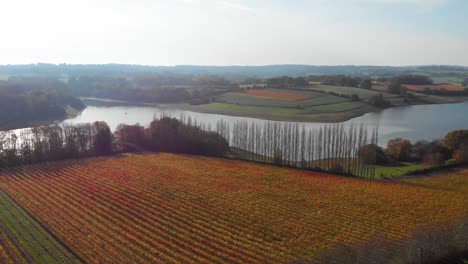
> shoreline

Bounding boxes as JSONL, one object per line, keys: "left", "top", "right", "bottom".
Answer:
{"left": 173, "top": 103, "right": 375, "bottom": 123}
{"left": 4, "top": 98, "right": 468, "bottom": 131}
{"left": 82, "top": 96, "right": 468, "bottom": 123}
{"left": 0, "top": 106, "right": 85, "bottom": 131}
{"left": 173, "top": 100, "right": 468, "bottom": 123}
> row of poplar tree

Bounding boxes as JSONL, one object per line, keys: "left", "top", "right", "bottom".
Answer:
{"left": 213, "top": 120, "right": 379, "bottom": 178}
{"left": 177, "top": 115, "right": 379, "bottom": 178}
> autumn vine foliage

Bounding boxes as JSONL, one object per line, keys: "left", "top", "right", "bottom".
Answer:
{"left": 0, "top": 153, "right": 465, "bottom": 263}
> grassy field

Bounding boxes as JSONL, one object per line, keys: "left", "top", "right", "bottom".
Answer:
{"left": 205, "top": 102, "right": 303, "bottom": 116}
{"left": 189, "top": 87, "right": 378, "bottom": 122}
{"left": 191, "top": 101, "right": 377, "bottom": 122}
{"left": 187, "top": 84, "right": 467, "bottom": 122}
{"left": 0, "top": 153, "right": 466, "bottom": 263}
{"left": 309, "top": 85, "right": 398, "bottom": 99}
{"left": 0, "top": 188, "right": 79, "bottom": 263}
{"left": 432, "top": 76, "right": 465, "bottom": 85}
{"left": 402, "top": 84, "right": 465, "bottom": 92}
{"left": 241, "top": 89, "right": 311, "bottom": 101}
{"left": 373, "top": 163, "right": 431, "bottom": 179}
{"left": 305, "top": 101, "right": 367, "bottom": 113}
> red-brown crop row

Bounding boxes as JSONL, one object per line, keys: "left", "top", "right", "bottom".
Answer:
{"left": 243, "top": 89, "right": 311, "bottom": 101}
{"left": 0, "top": 153, "right": 466, "bottom": 263}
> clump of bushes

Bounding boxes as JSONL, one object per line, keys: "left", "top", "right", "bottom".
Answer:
{"left": 115, "top": 117, "right": 230, "bottom": 157}
{"left": 368, "top": 93, "right": 391, "bottom": 108}
{"left": 374, "top": 129, "right": 468, "bottom": 167}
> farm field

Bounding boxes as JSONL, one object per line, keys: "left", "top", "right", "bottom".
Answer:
{"left": 190, "top": 101, "right": 376, "bottom": 122}
{"left": 188, "top": 85, "right": 467, "bottom": 122}
{"left": 216, "top": 88, "right": 349, "bottom": 108}
{"left": 372, "top": 163, "right": 431, "bottom": 179}
{"left": 189, "top": 87, "right": 377, "bottom": 122}
{"left": 431, "top": 76, "right": 465, "bottom": 85}
{"left": 0, "top": 153, "right": 466, "bottom": 263}
{"left": 0, "top": 188, "right": 79, "bottom": 263}
{"left": 242, "top": 89, "right": 311, "bottom": 101}
{"left": 202, "top": 102, "right": 302, "bottom": 116}
{"left": 408, "top": 92, "right": 467, "bottom": 104}
{"left": 309, "top": 85, "right": 398, "bottom": 99}
{"left": 402, "top": 84, "right": 466, "bottom": 92}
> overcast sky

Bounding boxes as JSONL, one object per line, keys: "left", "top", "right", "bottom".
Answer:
{"left": 0, "top": 0, "right": 467, "bottom": 66}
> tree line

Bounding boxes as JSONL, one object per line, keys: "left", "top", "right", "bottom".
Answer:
{"left": 6, "top": 75, "right": 239, "bottom": 106}
{"left": 381, "top": 130, "right": 468, "bottom": 166}
{"left": 1, "top": 116, "right": 380, "bottom": 178}
{"left": 0, "top": 117, "right": 230, "bottom": 169}
{"left": 0, "top": 122, "right": 112, "bottom": 168}
{"left": 219, "top": 120, "right": 379, "bottom": 178}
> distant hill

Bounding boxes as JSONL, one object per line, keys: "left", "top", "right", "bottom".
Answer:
{"left": 1, "top": 63, "right": 468, "bottom": 81}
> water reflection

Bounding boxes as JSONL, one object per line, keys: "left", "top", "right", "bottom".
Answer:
{"left": 54, "top": 102, "right": 468, "bottom": 146}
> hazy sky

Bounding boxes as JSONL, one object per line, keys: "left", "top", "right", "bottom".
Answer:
{"left": 1, "top": 0, "right": 467, "bottom": 66}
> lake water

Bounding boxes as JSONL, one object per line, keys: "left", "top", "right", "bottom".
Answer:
{"left": 61, "top": 102, "right": 468, "bottom": 146}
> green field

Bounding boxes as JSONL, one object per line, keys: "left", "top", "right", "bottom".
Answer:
{"left": 305, "top": 101, "right": 367, "bottom": 113}
{"left": 205, "top": 102, "right": 303, "bottom": 116}
{"left": 373, "top": 163, "right": 431, "bottom": 179}
{"left": 0, "top": 74, "right": 9, "bottom": 81}
{"left": 185, "top": 88, "right": 378, "bottom": 122}
{"left": 187, "top": 84, "right": 468, "bottom": 122}
{"left": 309, "top": 85, "right": 398, "bottom": 99}
{"left": 0, "top": 188, "right": 79, "bottom": 263}
{"left": 188, "top": 101, "right": 378, "bottom": 122}
{"left": 192, "top": 88, "right": 374, "bottom": 122}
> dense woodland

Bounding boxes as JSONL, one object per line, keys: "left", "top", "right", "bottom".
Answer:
{"left": 2, "top": 71, "right": 466, "bottom": 112}
{"left": 0, "top": 81, "right": 84, "bottom": 129}
{"left": 0, "top": 117, "right": 230, "bottom": 168}
{"left": 68, "top": 75, "right": 238, "bottom": 104}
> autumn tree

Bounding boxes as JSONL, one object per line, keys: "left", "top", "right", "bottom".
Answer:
{"left": 386, "top": 138, "right": 412, "bottom": 162}
{"left": 453, "top": 141, "right": 468, "bottom": 164}
{"left": 358, "top": 144, "right": 387, "bottom": 165}
{"left": 444, "top": 130, "right": 468, "bottom": 152}
{"left": 93, "top": 122, "right": 113, "bottom": 155}
{"left": 115, "top": 124, "right": 146, "bottom": 152}
{"left": 424, "top": 140, "right": 451, "bottom": 166}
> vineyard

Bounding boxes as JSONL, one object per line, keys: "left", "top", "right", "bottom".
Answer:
{"left": 0, "top": 153, "right": 466, "bottom": 263}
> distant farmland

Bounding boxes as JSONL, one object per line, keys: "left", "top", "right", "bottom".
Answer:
{"left": 242, "top": 89, "right": 311, "bottom": 101}
{"left": 403, "top": 84, "right": 465, "bottom": 92}
{"left": 0, "top": 153, "right": 466, "bottom": 263}
{"left": 186, "top": 84, "right": 468, "bottom": 122}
